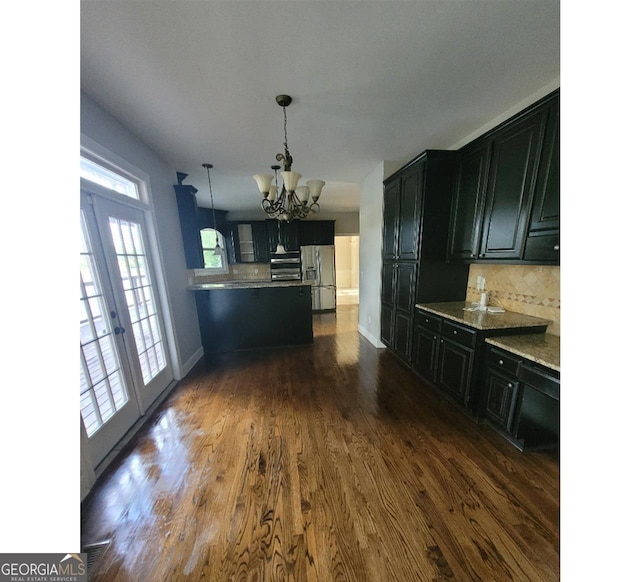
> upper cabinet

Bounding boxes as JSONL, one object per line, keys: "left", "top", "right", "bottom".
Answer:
{"left": 174, "top": 175, "right": 204, "bottom": 269}
{"left": 447, "top": 89, "right": 560, "bottom": 265}
{"left": 447, "top": 139, "right": 492, "bottom": 261}
{"left": 266, "top": 219, "right": 300, "bottom": 253}
{"left": 299, "top": 220, "right": 335, "bottom": 247}
{"left": 523, "top": 95, "right": 560, "bottom": 263}
{"left": 382, "top": 160, "right": 424, "bottom": 261}
{"left": 229, "top": 221, "right": 269, "bottom": 263}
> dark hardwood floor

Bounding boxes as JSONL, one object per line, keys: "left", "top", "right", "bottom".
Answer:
{"left": 81, "top": 304, "right": 559, "bottom": 581}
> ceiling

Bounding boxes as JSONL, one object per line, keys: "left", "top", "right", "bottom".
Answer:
{"left": 80, "top": 1, "right": 560, "bottom": 215}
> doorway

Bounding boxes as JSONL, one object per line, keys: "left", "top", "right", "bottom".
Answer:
{"left": 334, "top": 235, "right": 359, "bottom": 305}
{"left": 80, "top": 158, "right": 174, "bottom": 469}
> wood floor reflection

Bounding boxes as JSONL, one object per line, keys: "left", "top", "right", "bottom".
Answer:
{"left": 81, "top": 304, "right": 559, "bottom": 581}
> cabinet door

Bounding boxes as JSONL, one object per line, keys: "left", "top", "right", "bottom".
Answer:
{"left": 300, "top": 221, "right": 335, "bottom": 246}
{"left": 395, "top": 262, "right": 417, "bottom": 313}
{"left": 448, "top": 141, "right": 491, "bottom": 260}
{"left": 398, "top": 164, "right": 423, "bottom": 260}
{"left": 437, "top": 338, "right": 474, "bottom": 405}
{"left": 266, "top": 219, "right": 300, "bottom": 253}
{"left": 479, "top": 110, "right": 545, "bottom": 260}
{"left": 393, "top": 310, "right": 412, "bottom": 362}
{"left": 413, "top": 326, "right": 440, "bottom": 382}
{"left": 174, "top": 184, "right": 204, "bottom": 269}
{"left": 252, "top": 221, "right": 268, "bottom": 262}
{"left": 283, "top": 220, "right": 300, "bottom": 252}
{"left": 380, "top": 304, "right": 394, "bottom": 347}
{"left": 485, "top": 370, "right": 519, "bottom": 431}
{"left": 524, "top": 95, "right": 560, "bottom": 263}
{"left": 380, "top": 262, "right": 396, "bottom": 306}
{"left": 382, "top": 179, "right": 400, "bottom": 260}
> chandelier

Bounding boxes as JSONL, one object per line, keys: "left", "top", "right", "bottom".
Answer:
{"left": 253, "top": 94, "right": 325, "bottom": 221}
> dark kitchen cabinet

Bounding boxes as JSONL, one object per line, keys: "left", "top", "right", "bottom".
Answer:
{"left": 412, "top": 310, "right": 441, "bottom": 382}
{"left": 412, "top": 307, "right": 550, "bottom": 418}
{"left": 413, "top": 310, "right": 476, "bottom": 408}
{"left": 447, "top": 140, "right": 491, "bottom": 261}
{"left": 482, "top": 345, "right": 559, "bottom": 450}
{"left": 381, "top": 262, "right": 417, "bottom": 362}
{"left": 447, "top": 89, "right": 559, "bottom": 264}
{"left": 174, "top": 172, "right": 204, "bottom": 269}
{"left": 229, "top": 221, "right": 269, "bottom": 263}
{"left": 524, "top": 93, "right": 560, "bottom": 263}
{"left": 483, "top": 347, "right": 522, "bottom": 432}
{"left": 479, "top": 109, "right": 546, "bottom": 260}
{"left": 194, "top": 285, "right": 313, "bottom": 353}
{"left": 380, "top": 151, "right": 470, "bottom": 364}
{"left": 383, "top": 162, "right": 423, "bottom": 261}
{"left": 299, "top": 220, "right": 335, "bottom": 246}
{"left": 266, "top": 219, "right": 300, "bottom": 253}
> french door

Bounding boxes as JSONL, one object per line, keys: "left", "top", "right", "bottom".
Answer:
{"left": 80, "top": 191, "right": 172, "bottom": 467}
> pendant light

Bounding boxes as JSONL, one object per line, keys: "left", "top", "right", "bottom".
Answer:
{"left": 202, "top": 163, "right": 227, "bottom": 269}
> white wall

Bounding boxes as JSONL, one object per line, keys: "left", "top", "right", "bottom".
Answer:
{"left": 81, "top": 92, "right": 203, "bottom": 377}
{"left": 357, "top": 161, "right": 404, "bottom": 347}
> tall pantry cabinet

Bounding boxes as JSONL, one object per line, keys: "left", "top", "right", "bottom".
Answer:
{"left": 380, "top": 151, "right": 469, "bottom": 364}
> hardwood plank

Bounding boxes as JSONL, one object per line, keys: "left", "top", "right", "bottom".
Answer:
{"left": 82, "top": 304, "right": 559, "bottom": 581}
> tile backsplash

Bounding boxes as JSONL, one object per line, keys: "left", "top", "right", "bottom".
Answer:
{"left": 189, "top": 263, "right": 271, "bottom": 285}
{"left": 466, "top": 264, "right": 560, "bottom": 336}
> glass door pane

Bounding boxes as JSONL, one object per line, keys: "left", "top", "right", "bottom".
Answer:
{"left": 109, "top": 216, "right": 167, "bottom": 384}
{"left": 93, "top": 196, "right": 173, "bottom": 412}
{"left": 80, "top": 205, "right": 140, "bottom": 467}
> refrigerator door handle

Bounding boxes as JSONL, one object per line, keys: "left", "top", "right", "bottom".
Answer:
{"left": 316, "top": 248, "right": 322, "bottom": 286}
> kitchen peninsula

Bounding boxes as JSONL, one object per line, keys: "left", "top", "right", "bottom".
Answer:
{"left": 191, "top": 280, "right": 313, "bottom": 354}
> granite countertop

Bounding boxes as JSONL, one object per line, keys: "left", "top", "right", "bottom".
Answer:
{"left": 190, "top": 280, "right": 312, "bottom": 291}
{"left": 416, "top": 301, "right": 553, "bottom": 331}
{"left": 486, "top": 334, "right": 560, "bottom": 373}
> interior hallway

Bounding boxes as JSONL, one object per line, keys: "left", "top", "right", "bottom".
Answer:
{"left": 81, "top": 304, "right": 559, "bottom": 581}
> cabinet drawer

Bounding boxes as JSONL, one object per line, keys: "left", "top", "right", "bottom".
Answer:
{"left": 414, "top": 310, "right": 441, "bottom": 333}
{"left": 523, "top": 230, "right": 560, "bottom": 263}
{"left": 487, "top": 347, "right": 521, "bottom": 376}
{"left": 441, "top": 320, "right": 476, "bottom": 348}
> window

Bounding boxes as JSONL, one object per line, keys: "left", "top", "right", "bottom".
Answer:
{"left": 200, "top": 228, "right": 228, "bottom": 272}
{"left": 80, "top": 156, "right": 140, "bottom": 200}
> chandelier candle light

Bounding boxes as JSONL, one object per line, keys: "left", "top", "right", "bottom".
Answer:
{"left": 253, "top": 95, "right": 325, "bottom": 221}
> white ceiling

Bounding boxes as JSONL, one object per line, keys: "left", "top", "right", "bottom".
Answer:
{"left": 80, "top": 1, "right": 560, "bottom": 215}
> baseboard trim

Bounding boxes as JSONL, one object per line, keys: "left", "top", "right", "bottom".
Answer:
{"left": 180, "top": 346, "right": 204, "bottom": 379}
{"left": 358, "top": 325, "right": 385, "bottom": 348}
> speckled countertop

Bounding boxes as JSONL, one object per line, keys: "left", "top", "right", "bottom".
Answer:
{"left": 190, "top": 280, "right": 312, "bottom": 291}
{"left": 485, "top": 334, "right": 560, "bottom": 373}
{"left": 416, "top": 301, "right": 553, "bottom": 331}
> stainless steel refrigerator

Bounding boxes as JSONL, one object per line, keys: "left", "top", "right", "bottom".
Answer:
{"left": 301, "top": 245, "right": 336, "bottom": 311}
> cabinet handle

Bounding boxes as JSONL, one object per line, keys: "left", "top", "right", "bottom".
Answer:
{"left": 434, "top": 335, "right": 437, "bottom": 340}
{"left": 498, "top": 359, "right": 504, "bottom": 365}
{"left": 470, "top": 253, "right": 476, "bottom": 258}
{"left": 553, "top": 244, "right": 560, "bottom": 251}
{"left": 508, "top": 383, "right": 513, "bottom": 388}
{"left": 453, "top": 330, "right": 457, "bottom": 335}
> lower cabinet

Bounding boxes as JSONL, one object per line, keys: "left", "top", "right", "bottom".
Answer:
{"left": 412, "top": 308, "right": 553, "bottom": 431}
{"left": 483, "top": 345, "right": 559, "bottom": 451}
{"left": 413, "top": 310, "right": 479, "bottom": 413}
{"left": 484, "top": 347, "right": 522, "bottom": 432}
{"left": 380, "top": 262, "right": 417, "bottom": 363}
{"left": 194, "top": 285, "right": 313, "bottom": 353}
